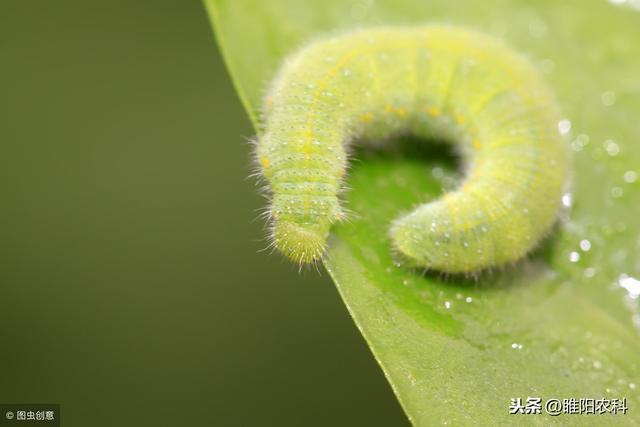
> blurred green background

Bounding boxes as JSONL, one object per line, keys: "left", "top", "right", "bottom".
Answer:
{"left": 0, "top": 1, "right": 407, "bottom": 425}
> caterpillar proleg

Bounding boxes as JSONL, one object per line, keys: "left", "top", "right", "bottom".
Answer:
{"left": 256, "top": 26, "right": 569, "bottom": 273}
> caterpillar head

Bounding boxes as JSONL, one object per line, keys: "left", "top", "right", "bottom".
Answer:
{"left": 271, "top": 220, "right": 330, "bottom": 265}
{"left": 267, "top": 191, "right": 344, "bottom": 264}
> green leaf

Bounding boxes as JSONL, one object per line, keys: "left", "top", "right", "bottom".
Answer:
{"left": 205, "top": 0, "right": 640, "bottom": 424}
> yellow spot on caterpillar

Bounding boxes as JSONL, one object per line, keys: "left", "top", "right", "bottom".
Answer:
{"left": 361, "top": 112, "right": 374, "bottom": 123}
{"left": 454, "top": 113, "right": 465, "bottom": 125}
{"left": 385, "top": 104, "right": 393, "bottom": 113}
{"left": 261, "top": 157, "right": 270, "bottom": 168}
{"left": 396, "top": 107, "right": 407, "bottom": 117}
{"left": 473, "top": 139, "right": 481, "bottom": 150}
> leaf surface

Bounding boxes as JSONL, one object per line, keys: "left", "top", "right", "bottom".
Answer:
{"left": 205, "top": 0, "right": 640, "bottom": 424}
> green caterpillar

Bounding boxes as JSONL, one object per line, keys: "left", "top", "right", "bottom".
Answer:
{"left": 256, "top": 25, "right": 569, "bottom": 273}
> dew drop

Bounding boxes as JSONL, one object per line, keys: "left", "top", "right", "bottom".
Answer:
{"left": 569, "top": 251, "right": 580, "bottom": 263}
{"left": 601, "top": 91, "right": 616, "bottom": 106}
{"left": 604, "top": 139, "right": 620, "bottom": 156}
{"left": 444, "top": 301, "right": 452, "bottom": 309}
{"left": 431, "top": 167, "right": 444, "bottom": 179}
{"left": 571, "top": 140, "right": 584, "bottom": 152}
{"left": 561, "top": 192, "right": 573, "bottom": 208}
{"left": 611, "top": 186, "right": 623, "bottom": 198}
{"left": 558, "top": 119, "right": 572, "bottom": 135}
{"left": 584, "top": 267, "right": 596, "bottom": 278}
{"left": 465, "top": 296, "right": 473, "bottom": 303}
{"left": 576, "top": 133, "right": 590, "bottom": 146}
{"left": 580, "top": 239, "right": 592, "bottom": 251}
{"left": 624, "top": 170, "right": 638, "bottom": 183}
{"left": 618, "top": 274, "right": 640, "bottom": 299}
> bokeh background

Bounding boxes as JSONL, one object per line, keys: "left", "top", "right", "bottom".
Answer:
{"left": 0, "top": 1, "right": 407, "bottom": 425}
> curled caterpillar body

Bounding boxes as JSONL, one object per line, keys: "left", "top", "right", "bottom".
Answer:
{"left": 256, "top": 26, "right": 569, "bottom": 273}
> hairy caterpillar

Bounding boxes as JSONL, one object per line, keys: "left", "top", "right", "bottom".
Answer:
{"left": 255, "top": 26, "right": 569, "bottom": 273}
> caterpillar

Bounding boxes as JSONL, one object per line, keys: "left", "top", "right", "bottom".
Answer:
{"left": 255, "top": 25, "right": 569, "bottom": 273}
